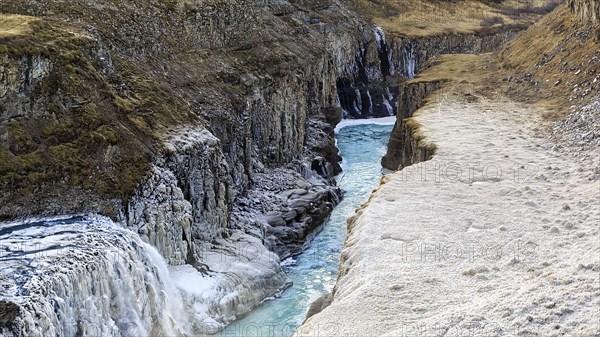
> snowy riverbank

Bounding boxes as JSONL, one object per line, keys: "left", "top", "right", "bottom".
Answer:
{"left": 297, "top": 88, "right": 600, "bottom": 336}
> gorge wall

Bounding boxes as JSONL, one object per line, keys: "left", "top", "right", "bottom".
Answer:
{"left": 569, "top": 0, "right": 600, "bottom": 23}
{"left": 0, "top": 0, "right": 375, "bottom": 333}
{"left": 337, "top": 27, "right": 521, "bottom": 119}
{"left": 380, "top": 31, "right": 520, "bottom": 170}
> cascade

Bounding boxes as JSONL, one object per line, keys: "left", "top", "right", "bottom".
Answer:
{"left": 0, "top": 216, "right": 190, "bottom": 337}
{"left": 404, "top": 41, "right": 417, "bottom": 79}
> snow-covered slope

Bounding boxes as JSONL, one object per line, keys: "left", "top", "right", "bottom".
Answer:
{"left": 297, "top": 89, "right": 600, "bottom": 336}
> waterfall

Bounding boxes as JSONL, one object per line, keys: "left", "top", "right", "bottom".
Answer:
{"left": 374, "top": 26, "right": 385, "bottom": 49}
{"left": 404, "top": 41, "right": 416, "bottom": 79}
{"left": 0, "top": 215, "right": 290, "bottom": 336}
{"left": 383, "top": 95, "right": 395, "bottom": 116}
{"left": 373, "top": 26, "right": 393, "bottom": 77}
{"left": 353, "top": 88, "right": 362, "bottom": 113}
{"left": 366, "top": 89, "right": 373, "bottom": 115}
{"left": 0, "top": 216, "right": 191, "bottom": 337}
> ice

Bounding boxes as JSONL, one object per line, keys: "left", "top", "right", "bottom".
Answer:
{"left": 404, "top": 42, "right": 416, "bottom": 79}
{"left": 335, "top": 116, "right": 396, "bottom": 133}
{"left": 0, "top": 216, "right": 190, "bottom": 337}
{"left": 374, "top": 26, "right": 386, "bottom": 49}
{"left": 383, "top": 96, "right": 395, "bottom": 116}
{"left": 0, "top": 215, "right": 288, "bottom": 336}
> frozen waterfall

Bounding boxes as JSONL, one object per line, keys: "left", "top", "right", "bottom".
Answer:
{"left": 0, "top": 215, "right": 287, "bottom": 337}
{"left": 0, "top": 216, "right": 190, "bottom": 337}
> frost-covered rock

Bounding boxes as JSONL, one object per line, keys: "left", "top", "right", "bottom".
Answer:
{"left": 0, "top": 216, "right": 291, "bottom": 336}
{"left": 0, "top": 216, "right": 189, "bottom": 337}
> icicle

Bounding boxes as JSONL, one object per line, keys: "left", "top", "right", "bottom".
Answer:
{"left": 366, "top": 89, "right": 373, "bottom": 116}
{"left": 383, "top": 95, "right": 395, "bottom": 116}
{"left": 386, "top": 87, "right": 394, "bottom": 102}
{"left": 373, "top": 26, "right": 386, "bottom": 50}
{"left": 388, "top": 47, "right": 394, "bottom": 75}
{"left": 354, "top": 88, "right": 362, "bottom": 113}
{"left": 404, "top": 41, "right": 416, "bottom": 79}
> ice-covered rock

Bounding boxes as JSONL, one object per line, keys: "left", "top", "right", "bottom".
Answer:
{"left": 0, "top": 216, "right": 189, "bottom": 337}
{"left": 0, "top": 215, "right": 290, "bottom": 336}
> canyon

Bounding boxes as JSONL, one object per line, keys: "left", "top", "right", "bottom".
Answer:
{"left": 0, "top": 0, "right": 598, "bottom": 336}
{"left": 299, "top": 0, "right": 600, "bottom": 336}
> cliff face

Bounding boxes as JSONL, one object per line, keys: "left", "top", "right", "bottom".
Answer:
{"left": 0, "top": 0, "right": 569, "bottom": 333}
{"left": 0, "top": 0, "right": 371, "bottom": 329}
{"left": 336, "top": 28, "right": 521, "bottom": 119}
{"left": 569, "top": 0, "right": 600, "bottom": 23}
{"left": 0, "top": 0, "right": 364, "bottom": 248}
{"left": 381, "top": 80, "right": 443, "bottom": 170}
{"left": 380, "top": 31, "right": 519, "bottom": 170}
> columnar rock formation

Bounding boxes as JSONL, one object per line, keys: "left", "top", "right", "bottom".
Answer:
{"left": 0, "top": 0, "right": 568, "bottom": 335}
{"left": 337, "top": 28, "right": 521, "bottom": 119}
{"left": 0, "top": 0, "right": 371, "bottom": 332}
{"left": 569, "top": 0, "right": 600, "bottom": 23}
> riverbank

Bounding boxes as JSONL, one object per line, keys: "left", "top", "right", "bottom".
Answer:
{"left": 297, "top": 82, "right": 600, "bottom": 336}
{"left": 298, "top": 4, "right": 599, "bottom": 333}
{"left": 222, "top": 120, "right": 393, "bottom": 336}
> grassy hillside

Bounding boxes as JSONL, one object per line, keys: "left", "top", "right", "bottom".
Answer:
{"left": 0, "top": 16, "right": 185, "bottom": 218}
{"left": 341, "top": 0, "right": 560, "bottom": 37}
{"left": 404, "top": 2, "right": 598, "bottom": 121}
{"left": 499, "top": 4, "right": 600, "bottom": 116}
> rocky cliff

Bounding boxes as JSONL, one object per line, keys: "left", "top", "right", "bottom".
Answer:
{"left": 569, "top": 0, "right": 600, "bottom": 23}
{"left": 336, "top": 27, "right": 522, "bottom": 119}
{"left": 0, "top": 0, "right": 375, "bottom": 331}
{"left": 381, "top": 80, "right": 443, "bottom": 170}
{"left": 380, "top": 31, "right": 521, "bottom": 170}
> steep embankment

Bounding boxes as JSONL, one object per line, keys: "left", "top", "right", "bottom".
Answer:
{"left": 0, "top": 0, "right": 371, "bottom": 332}
{"left": 298, "top": 88, "right": 600, "bottom": 337}
{"left": 336, "top": 0, "right": 558, "bottom": 119}
{"left": 383, "top": 2, "right": 600, "bottom": 171}
{"left": 299, "top": 2, "right": 599, "bottom": 336}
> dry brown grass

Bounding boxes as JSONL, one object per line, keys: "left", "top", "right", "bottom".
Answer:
{"left": 342, "top": 0, "right": 560, "bottom": 37}
{"left": 397, "top": 3, "right": 599, "bottom": 127}
{"left": 407, "top": 53, "right": 495, "bottom": 84}
{"left": 498, "top": 4, "right": 600, "bottom": 117}
{"left": 403, "top": 53, "right": 507, "bottom": 105}
{"left": 0, "top": 14, "right": 37, "bottom": 37}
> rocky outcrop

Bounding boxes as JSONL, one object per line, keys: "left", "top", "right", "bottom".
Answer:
{"left": 0, "top": 54, "right": 52, "bottom": 120}
{"left": 125, "top": 128, "right": 231, "bottom": 267}
{"left": 381, "top": 80, "right": 443, "bottom": 170}
{"left": 338, "top": 28, "right": 521, "bottom": 119}
{"left": 569, "top": 0, "right": 600, "bottom": 23}
{"left": 380, "top": 30, "right": 520, "bottom": 170}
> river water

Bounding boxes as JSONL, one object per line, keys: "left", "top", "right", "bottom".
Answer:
{"left": 0, "top": 120, "right": 393, "bottom": 337}
{"left": 221, "top": 119, "right": 394, "bottom": 337}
